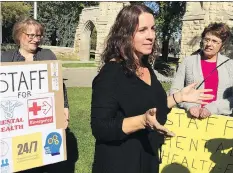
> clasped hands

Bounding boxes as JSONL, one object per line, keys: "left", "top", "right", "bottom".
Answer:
{"left": 183, "top": 83, "right": 213, "bottom": 119}
{"left": 189, "top": 106, "right": 211, "bottom": 119}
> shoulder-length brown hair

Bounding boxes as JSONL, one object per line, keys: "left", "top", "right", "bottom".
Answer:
{"left": 101, "top": 4, "right": 158, "bottom": 75}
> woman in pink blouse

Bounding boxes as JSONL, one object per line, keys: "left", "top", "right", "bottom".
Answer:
{"left": 170, "top": 22, "right": 233, "bottom": 118}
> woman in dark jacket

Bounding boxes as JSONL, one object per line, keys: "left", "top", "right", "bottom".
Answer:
{"left": 91, "top": 4, "right": 213, "bottom": 173}
{"left": 1, "top": 17, "right": 69, "bottom": 126}
{"left": 1, "top": 17, "right": 70, "bottom": 173}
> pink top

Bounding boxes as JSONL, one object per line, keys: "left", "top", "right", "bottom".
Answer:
{"left": 201, "top": 60, "right": 218, "bottom": 106}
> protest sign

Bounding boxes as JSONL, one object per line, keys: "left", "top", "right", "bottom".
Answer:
{"left": 0, "top": 60, "right": 67, "bottom": 172}
{"left": 159, "top": 108, "right": 233, "bottom": 173}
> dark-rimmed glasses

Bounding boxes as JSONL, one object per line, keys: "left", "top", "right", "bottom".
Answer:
{"left": 203, "top": 37, "right": 222, "bottom": 46}
{"left": 23, "top": 32, "right": 44, "bottom": 40}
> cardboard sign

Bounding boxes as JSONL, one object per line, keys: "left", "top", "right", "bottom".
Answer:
{"left": 0, "top": 61, "right": 67, "bottom": 172}
{"left": 159, "top": 108, "right": 233, "bottom": 173}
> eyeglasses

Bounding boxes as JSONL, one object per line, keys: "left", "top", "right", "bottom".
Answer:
{"left": 23, "top": 32, "right": 44, "bottom": 40}
{"left": 203, "top": 37, "right": 222, "bottom": 46}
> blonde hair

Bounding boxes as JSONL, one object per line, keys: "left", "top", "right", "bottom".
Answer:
{"left": 12, "top": 17, "right": 44, "bottom": 45}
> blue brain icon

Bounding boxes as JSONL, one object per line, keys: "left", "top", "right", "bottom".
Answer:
{"left": 44, "top": 132, "right": 62, "bottom": 156}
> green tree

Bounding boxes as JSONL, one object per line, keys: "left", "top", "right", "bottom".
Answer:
{"left": 2, "top": 2, "right": 32, "bottom": 43}
{"left": 37, "top": 1, "right": 98, "bottom": 47}
{"left": 155, "top": 2, "right": 186, "bottom": 61}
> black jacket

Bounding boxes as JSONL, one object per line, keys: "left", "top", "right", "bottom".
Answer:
{"left": 91, "top": 62, "right": 169, "bottom": 173}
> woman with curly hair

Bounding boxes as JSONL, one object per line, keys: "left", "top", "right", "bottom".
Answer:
{"left": 91, "top": 4, "right": 213, "bottom": 173}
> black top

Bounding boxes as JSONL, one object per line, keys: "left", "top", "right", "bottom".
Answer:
{"left": 91, "top": 61, "right": 170, "bottom": 173}
{"left": 1, "top": 48, "right": 69, "bottom": 108}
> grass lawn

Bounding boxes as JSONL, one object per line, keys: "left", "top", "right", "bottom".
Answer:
{"left": 68, "top": 87, "right": 94, "bottom": 173}
{"left": 56, "top": 53, "right": 79, "bottom": 61}
{"left": 68, "top": 82, "right": 171, "bottom": 173}
{"left": 56, "top": 53, "right": 95, "bottom": 62}
{"left": 62, "top": 63, "right": 97, "bottom": 68}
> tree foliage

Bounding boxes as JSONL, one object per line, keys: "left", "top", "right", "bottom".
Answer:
{"left": 37, "top": 1, "right": 99, "bottom": 47}
{"left": 1, "top": 1, "right": 98, "bottom": 48}
{"left": 2, "top": 2, "right": 32, "bottom": 43}
{"left": 154, "top": 2, "right": 186, "bottom": 61}
{"left": 155, "top": 2, "right": 185, "bottom": 39}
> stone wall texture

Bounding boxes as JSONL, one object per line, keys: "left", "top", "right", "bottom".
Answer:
{"left": 74, "top": 2, "right": 130, "bottom": 62}
{"left": 74, "top": 2, "right": 233, "bottom": 62}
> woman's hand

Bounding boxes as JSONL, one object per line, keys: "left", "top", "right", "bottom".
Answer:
{"left": 199, "top": 108, "right": 211, "bottom": 119}
{"left": 189, "top": 106, "right": 211, "bottom": 119}
{"left": 144, "top": 108, "right": 175, "bottom": 137}
{"left": 180, "top": 83, "right": 213, "bottom": 104}
{"left": 189, "top": 106, "right": 201, "bottom": 118}
{"left": 64, "top": 108, "right": 69, "bottom": 129}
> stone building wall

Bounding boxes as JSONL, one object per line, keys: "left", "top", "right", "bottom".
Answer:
{"left": 180, "top": 2, "right": 233, "bottom": 61}
{"left": 73, "top": 2, "right": 130, "bottom": 62}
{"left": 95, "top": 2, "right": 130, "bottom": 63}
{"left": 73, "top": 7, "right": 99, "bottom": 61}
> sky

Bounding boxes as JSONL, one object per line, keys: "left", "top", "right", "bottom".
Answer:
{"left": 144, "top": 1, "right": 159, "bottom": 14}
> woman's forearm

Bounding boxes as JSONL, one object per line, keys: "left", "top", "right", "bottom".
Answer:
{"left": 167, "top": 91, "right": 183, "bottom": 108}
{"left": 122, "top": 115, "right": 146, "bottom": 135}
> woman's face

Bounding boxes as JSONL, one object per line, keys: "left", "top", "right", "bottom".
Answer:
{"left": 133, "top": 12, "right": 156, "bottom": 59}
{"left": 202, "top": 32, "right": 223, "bottom": 59}
{"left": 19, "top": 25, "right": 43, "bottom": 53}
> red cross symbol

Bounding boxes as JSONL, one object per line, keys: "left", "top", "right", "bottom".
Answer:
{"left": 29, "top": 102, "right": 41, "bottom": 115}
